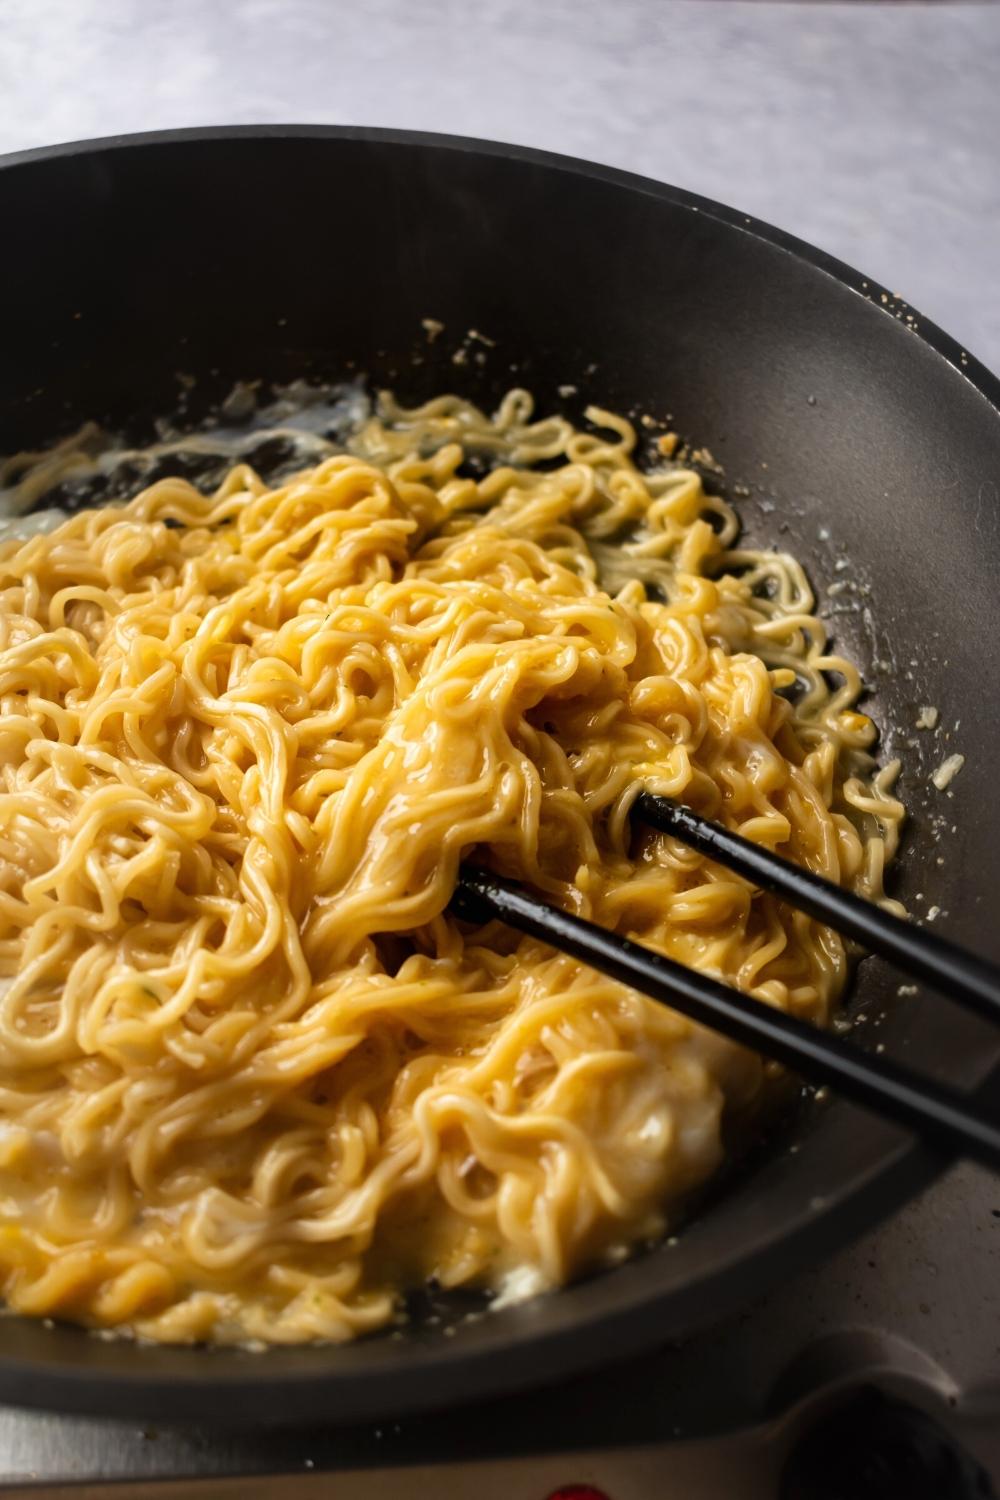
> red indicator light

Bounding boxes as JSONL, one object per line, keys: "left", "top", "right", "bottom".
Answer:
{"left": 546, "top": 1488, "right": 611, "bottom": 1500}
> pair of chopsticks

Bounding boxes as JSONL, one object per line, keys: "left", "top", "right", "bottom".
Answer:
{"left": 451, "top": 792, "right": 1000, "bottom": 1172}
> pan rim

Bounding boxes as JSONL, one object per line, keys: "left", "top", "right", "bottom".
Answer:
{"left": 2, "top": 121, "right": 998, "bottom": 408}
{"left": 0, "top": 123, "right": 996, "bottom": 1425}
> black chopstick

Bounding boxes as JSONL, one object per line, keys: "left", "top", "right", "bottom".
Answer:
{"left": 452, "top": 866, "right": 1000, "bottom": 1173}
{"left": 632, "top": 791, "right": 1000, "bottom": 1026}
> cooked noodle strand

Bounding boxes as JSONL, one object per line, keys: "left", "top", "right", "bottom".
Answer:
{"left": 0, "top": 391, "right": 903, "bottom": 1343}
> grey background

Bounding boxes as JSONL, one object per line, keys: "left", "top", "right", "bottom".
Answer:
{"left": 1, "top": 0, "right": 998, "bottom": 370}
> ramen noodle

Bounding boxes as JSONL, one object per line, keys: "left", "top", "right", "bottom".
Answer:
{"left": 0, "top": 390, "right": 903, "bottom": 1344}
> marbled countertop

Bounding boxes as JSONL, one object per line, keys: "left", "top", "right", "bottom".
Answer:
{"left": 1, "top": 0, "right": 998, "bottom": 369}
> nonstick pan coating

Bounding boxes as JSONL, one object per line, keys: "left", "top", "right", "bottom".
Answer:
{"left": 0, "top": 127, "right": 998, "bottom": 1425}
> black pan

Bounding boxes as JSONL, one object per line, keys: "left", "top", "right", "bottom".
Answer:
{"left": 0, "top": 126, "right": 998, "bottom": 1426}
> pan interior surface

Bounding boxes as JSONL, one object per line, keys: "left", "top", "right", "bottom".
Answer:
{"left": 0, "top": 127, "right": 998, "bottom": 1424}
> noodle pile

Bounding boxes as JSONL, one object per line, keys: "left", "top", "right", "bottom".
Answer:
{"left": 0, "top": 391, "right": 903, "bottom": 1344}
